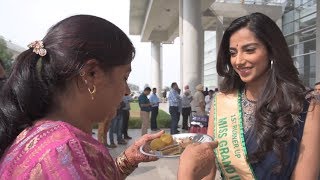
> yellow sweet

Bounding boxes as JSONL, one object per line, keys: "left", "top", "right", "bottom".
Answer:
{"left": 160, "top": 134, "right": 173, "bottom": 145}
{"left": 150, "top": 138, "right": 167, "bottom": 151}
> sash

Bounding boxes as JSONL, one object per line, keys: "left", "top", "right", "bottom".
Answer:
{"left": 213, "top": 91, "right": 256, "bottom": 180}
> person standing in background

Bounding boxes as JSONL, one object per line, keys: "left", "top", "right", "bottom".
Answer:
{"left": 181, "top": 88, "right": 192, "bottom": 130}
{"left": 109, "top": 102, "right": 127, "bottom": 148}
{"left": 205, "top": 90, "right": 214, "bottom": 115}
{"left": 192, "top": 84, "right": 206, "bottom": 116}
{"left": 149, "top": 88, "right": 160, "bottom": 131}
{"left": 162, "top": 89, "right": 167, "bottom": 103}
{"left": 168, "top": 82, "right": 181, "bottom": 134}
{"left": 203, "top": 87, "right": 209, "bottom": 97}
{"left": 177, "top": 88, "right": 182, "bottom": 129}
{"left": 122, "top": 94, "right": 133, "bottom": 139}
{"left": 138, "top": 87, "right": 152, "bottom": 136}
{"left": 98, "top": 118, "right": 111, "bottom": 147}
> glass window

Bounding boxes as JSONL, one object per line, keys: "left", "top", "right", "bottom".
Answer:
{"left": 292, "top": 52, "right": 316, "bottom": 87}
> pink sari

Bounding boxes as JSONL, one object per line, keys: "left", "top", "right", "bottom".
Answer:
{"left": 0, "top": 120, "right": 120, "bottom": 179}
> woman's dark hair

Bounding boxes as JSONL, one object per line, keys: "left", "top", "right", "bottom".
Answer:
{"left": 0, "top": 15, "right": 135, "bottom": 157}
{"left": 216, "top": 12, "right": 305, "bottom": 172}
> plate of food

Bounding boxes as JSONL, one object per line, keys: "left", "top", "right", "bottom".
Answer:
{"left": 140, "top": 133, "right": 214, "bottom": 158}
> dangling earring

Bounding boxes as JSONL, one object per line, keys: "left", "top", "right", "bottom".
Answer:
{"left": 80, "top": 71, "right": 85, "bottom": 77}
{"left": 270, "top": 60, "right": 274, "bottom": 69}
{"left": 88, "top": 85, "right": 96, "bottom": 100}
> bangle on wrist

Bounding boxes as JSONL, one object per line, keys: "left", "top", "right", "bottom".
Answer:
{"left": 115, "top": 151, "right": 138, "bottom": 177}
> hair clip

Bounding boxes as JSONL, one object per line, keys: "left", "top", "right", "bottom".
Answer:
{"left": 27, "top": 40, "right": 47, "bottom": 57}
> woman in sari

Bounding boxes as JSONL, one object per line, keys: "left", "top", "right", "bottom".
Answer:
{"left": 204, "top": 12, "right": 319, "bottom": 179}
{"left": 0, "top": 15, "right": 217, "bottom": 179}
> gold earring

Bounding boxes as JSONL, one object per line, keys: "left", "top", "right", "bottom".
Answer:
{"left": 88, "top": 85, "right": 96, "bottom": 100}
{"left": 80, "top": 71, "right": 85, "bottom": 76}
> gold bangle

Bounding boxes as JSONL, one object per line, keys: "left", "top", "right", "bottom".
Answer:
{"left": 115, "top": 151, "right": 138, "bottom": 177}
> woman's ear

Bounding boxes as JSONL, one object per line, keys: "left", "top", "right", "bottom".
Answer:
{"left": 79, "top": 59, "right": 103, "bottom": 87}
{"left": 78, "top": 59, "right": 106, "bottom": 100}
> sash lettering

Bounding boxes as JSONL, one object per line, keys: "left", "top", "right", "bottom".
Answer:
{"left": 213, "top": 91, "right": 256, "bottom": 179}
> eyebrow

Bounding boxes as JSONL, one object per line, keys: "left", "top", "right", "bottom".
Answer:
{"left": 229, "top": 43, "right": 260, "bottom": 50}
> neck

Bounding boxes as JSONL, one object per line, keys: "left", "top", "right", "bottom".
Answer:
{"left": 45, "top": 94, "right": 93, "bottom": 134}
{"left": 245, "top": 81, "right": 266, "bottom": 101}
{"left": 45, "top": 113, "right": 92, "bottom": 134}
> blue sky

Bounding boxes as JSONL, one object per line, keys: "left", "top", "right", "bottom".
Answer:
{"left": 0, "top": 0, "right": 180, "bottom": 90}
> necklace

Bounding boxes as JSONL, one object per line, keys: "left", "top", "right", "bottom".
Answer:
{"left": 244, "top": 87, "right": 257, "bottom": 103}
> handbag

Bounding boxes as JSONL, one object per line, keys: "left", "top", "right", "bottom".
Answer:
{"left": 189, "top": 114, "right": 208, "bottom": 134}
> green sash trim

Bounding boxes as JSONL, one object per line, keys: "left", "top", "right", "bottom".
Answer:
{"left": 213, "top": 90, "right": 256, "bottom": 180}
{"left": 213, "top": 95, "right": 224, "bottom": 175}
{"left": 237, "top": 90, "right": 257, "bottom": 180}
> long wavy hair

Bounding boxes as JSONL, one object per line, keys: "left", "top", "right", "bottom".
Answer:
{"left": 216, "top": 12, "right": 306, "bottom": 172}
{"left": 0, "top": 15, "right": 135, "bottom": 158}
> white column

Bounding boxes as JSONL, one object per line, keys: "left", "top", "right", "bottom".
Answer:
{"left": 216, "top": 16, "right": 224, "bottom": 90}
{"left": 182, "top": 0, "right": 203, "bottom": 93}
{"left": 276, "top": 18, "right": 282, "bottom": 30}
{"left": 316, "top": 1, "right": 320, "bottom": 83}
{"left": 200, "top": 30, "right": 204, "bottom": 85}
{"left": 151, "top": 41, "right": 162, "bottom": 93}
{"left": 179, "top": 0, "right": 184, "bottom": 90}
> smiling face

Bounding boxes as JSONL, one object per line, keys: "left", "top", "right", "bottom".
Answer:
{"left": 229, "top": 27, "right": 270, "bottom": 85}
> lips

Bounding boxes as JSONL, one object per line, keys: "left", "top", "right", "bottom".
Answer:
{"left": 237, "top": 67, "right": 252, "bottom": 77}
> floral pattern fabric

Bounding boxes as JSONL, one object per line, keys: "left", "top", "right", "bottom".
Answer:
{"left": 0, "top": 120, "right": 120, "bottom": 179}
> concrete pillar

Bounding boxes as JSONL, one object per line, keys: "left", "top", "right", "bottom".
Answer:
{"left": 179, "top": 0, "right": 184, "bottom": 90}
{"left": 276, "top": 18, "right": 282, "bottom": 30}
{"left": 151, "top": 41, "right": 162, "bottom": 93}
{"left": 181, "top": 0, "right": 203, "bottom": 93}
{"left": 316, "top": 1, "right": 320, "bottom": 83}
{"left": 216, "top": 16, "right": 224, "bottom": 89}
{"left": 200, "top": 30, "right": 204, "bottom": 85}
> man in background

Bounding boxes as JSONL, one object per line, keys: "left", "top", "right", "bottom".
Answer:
{"left": 122, "top": 94, "right": 133, "bottom": 139}
{"left": 181, "top": 86, "right": 192, "bottom": 130}
{"left": 168, "top": 82, "right": 181, "bottom": 134}
{"left": 138, "top": 87, "right": 152, "bottom": 136}
{"left": 149, "top": 88, "right": 160, "bottom": 131}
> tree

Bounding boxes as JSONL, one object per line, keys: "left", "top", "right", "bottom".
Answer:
{"left": 128, "top": 83, "right": 139, "bottom": 92}
{"left": 0, "top": 38, "right": 13, "bottom": 72}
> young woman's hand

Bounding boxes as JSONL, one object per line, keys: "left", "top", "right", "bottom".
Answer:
{"left": 178, "top": 141, "right": 218, "bottom": 180}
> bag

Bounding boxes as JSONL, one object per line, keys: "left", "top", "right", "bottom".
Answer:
{"left": 189, "top": 114, "right": 208, "bottom": 134}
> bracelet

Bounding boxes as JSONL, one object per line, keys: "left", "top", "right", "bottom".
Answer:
{"left": 115, "top": 151, "right": 138, "bottom": 177}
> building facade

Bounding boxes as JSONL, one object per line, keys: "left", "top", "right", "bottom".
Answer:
{"left": 203, "top": 0, "right": 318, "bottom": 89}
{"left": 283, "top": 0, "right": 317, "bottom": 87}
{"left": 204, "top": 31, "right": 218, "bottom": 90}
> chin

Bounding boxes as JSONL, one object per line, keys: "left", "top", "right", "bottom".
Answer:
{"left": 239, "top": 76, "right": 254, "bottom": 83}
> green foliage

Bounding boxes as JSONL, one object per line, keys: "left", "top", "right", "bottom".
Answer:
{"left": 128, "top": 109, "right": 171, "bottom": 129}
{"left": 0, "top": 38, "right": 13, "bottom": 71}
{"left": 129, "top": 102, "right": 140, "bottom": 111}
